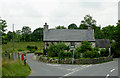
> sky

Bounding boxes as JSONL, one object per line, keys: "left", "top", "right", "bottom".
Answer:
{"left": 0, "top": 0, "right": 119, "bottom": 32}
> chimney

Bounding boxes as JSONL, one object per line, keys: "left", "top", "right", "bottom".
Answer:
{"left": 44, "top": 22, "right": 49, "bottom": 31}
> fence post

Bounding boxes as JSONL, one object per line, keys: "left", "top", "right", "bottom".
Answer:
{"left": 18, "top": 53, "right": 20, "bottom": 60}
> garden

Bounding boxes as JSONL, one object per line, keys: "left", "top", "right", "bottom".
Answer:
{"left": 35, "top": 41, "right": 112, "bottom": 64}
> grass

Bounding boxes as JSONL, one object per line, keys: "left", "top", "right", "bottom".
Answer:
{"left": 2, "top": 42, "right": 43, "bottom": 53}
{"left": 2, "top": 59, "right": 31, "bottom": 77}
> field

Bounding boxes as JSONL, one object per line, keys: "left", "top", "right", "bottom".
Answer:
{"left": 2, "top": 60, "right": 31, "bottom": 77}
{"left": 2, "top": 42, "right": 43, "bottom": 53}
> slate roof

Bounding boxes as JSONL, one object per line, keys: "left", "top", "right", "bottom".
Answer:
{"left": 95, "top": 39, "right": 111, "bottom": 48}
{"left": 43, "top": 29, "right": 95, "bottom": 42}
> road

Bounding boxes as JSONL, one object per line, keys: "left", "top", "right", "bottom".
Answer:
{"left": 27, "top": 54, "right": 118, "bottom": 78}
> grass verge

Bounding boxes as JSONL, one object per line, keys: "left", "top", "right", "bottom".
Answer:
{"left": 2, "top": 60, "right": 31, "bottom": 77}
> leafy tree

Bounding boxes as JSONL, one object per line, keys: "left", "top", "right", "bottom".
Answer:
{"left": 79, "top": 14, "right": 96, "bottom": 29}
{"left": 15, "top": 30, "right": 22, "bottom": 42}
{"left": 56, "top": 26, "right": 66, "bottom": 29}
{"left": 94, "top": 26, "right": 105, "bottom": 39}
{"left": 0, "top": 18, "right": 7, "bottom": 44}
{"left": 7, "top": 31, "right": 13, "bottom": 41}
{"left": 102, "top": 25, "right": 116, "bottom": 40}
{"left": 114, "top": 20, "right": 120, "bottom": 46}
{"left": 112, "top": 20, "right": 120, "bottom": 57}
{"left": 32, "top": 28, "right": 43, "bottom": 41}
{"left": 79, "top": 24, "right": 88, "bottom": 29}
{"left": 21, "top": 26, "right": 31, "bottom": 41}
{"left": 68, "top": 23, "right": 77, "bottom": 29}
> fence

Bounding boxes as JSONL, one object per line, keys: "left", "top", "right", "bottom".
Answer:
{"left": 2, "top": 52, "right": 20, "bottom": 61}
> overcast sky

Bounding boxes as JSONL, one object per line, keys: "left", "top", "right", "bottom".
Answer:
{"left": 0, "top": 0, "right": 119, "bottom": 32}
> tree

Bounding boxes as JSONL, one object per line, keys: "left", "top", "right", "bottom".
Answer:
{"left": 56, "top": 26, "right": 66, "bottom": 29}
{"left": 94, "top": 26, "right": 105, "bottom": 39}
{"left": 68, "top": 23, "right": 77, "bottom": 29}
{"left": 114, "top": 20, "right": 120, "bottom": 45}
{"left": 15, "top": 30, "right": 22, "bottom": 42}
{"left": 0, "top": 18, "right": 7, "bottom": 44}
{"left": 79, "top": 14, "right": 96, "bottom": 29}
{"left": 32, "top": 27, "right": 43, "bottom": 41}
{"left": 7, "top": 31, "right": 13, "bottom": 41}
{"left": 102, "top": 25, "right": 116, "bottom": 40}
{"left": 79, "top": 24, "right": 88, "bottom": 29}
{"left": 21, "top": 26, "right": 31, "bottom": 41}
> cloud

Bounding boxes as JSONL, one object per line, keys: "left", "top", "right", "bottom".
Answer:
{"left": 0, "top": 0, "right": 119, "bottom": 31}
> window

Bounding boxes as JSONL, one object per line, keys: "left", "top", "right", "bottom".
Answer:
{"left": 71, "top": 42, "right": 75, "bottom": 46}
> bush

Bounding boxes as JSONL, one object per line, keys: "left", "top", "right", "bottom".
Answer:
{"left": 100, "top": 49, "right": 106, "bottom": 57}
{"left": 105, "top": 47, "right": 109, "bottom": 56}
{"left": 18, "top": 49, "right": 24, "bottom": 51}
{"left": 58, "top": 50, "right": 64, "bottom": 60}
{"left": 92, "top": 50, "right": 100, "bottom": 58}
{"left": 93, "top": 47, "right": 99, "bottom": 51}
{"left": 100, "top": 47, "right": 109, "bottom": 57}
{"left": 64, "top": 52, "right": 72, "bottom": 58}
{"left": 74, "top": 52, "right": 80, "bottom": 59}
{"left": 47, "top": 42, "right": 69, "bottom": 57}
{"left": 75, "top": 41, "right": 92, "bottom": 53}
{"left": 43, "top": 49, "right": 48, "bottom": 55}
{"left": 83, "top": 50, "right": 100, "bottom": 58}
{"left": 27, "top": 45, "right": 38, "bottom": 53}
{"left": 83, "top": 50, "right": 93, "bottom": 58}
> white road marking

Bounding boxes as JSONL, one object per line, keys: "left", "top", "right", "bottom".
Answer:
{"left": 63, "top": 65, "right": 92, "bottom": 76}
{"left": 110, "top": 69, "right": 115, "bottom": 72}
{"left": 106, "top": 74, "right": 110, "bottom": 78}
{"left": 46, "top": 64, "right": 61, "bottom": 66}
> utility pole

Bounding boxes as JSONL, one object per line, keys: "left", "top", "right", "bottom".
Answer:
{"left": 13, "top": 24, "right": 14, "bottom": 50}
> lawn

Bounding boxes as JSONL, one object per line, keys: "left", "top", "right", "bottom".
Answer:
{"left": 2, "top": 59, "right": 31, "bottom": 77}
{"left": 2, "top": 42, "right": 43, "bottom": 53}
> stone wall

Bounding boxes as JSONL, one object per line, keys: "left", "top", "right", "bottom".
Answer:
{"left": 33, "top": 55, "right": 113, "bottom": 64}
{"left": 44, "top": 41, "right": 96, "bottom": 49}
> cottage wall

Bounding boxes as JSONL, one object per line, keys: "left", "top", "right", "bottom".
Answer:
{"left": 44, "top": 41, "right": 95, "bottom": 49}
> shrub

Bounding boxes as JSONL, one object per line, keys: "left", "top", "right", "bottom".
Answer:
{"left": 100, "top": 49, "right": 106, "bottom": 57}
{"left": 74, "top": 51, "right": 80, "bottom": 59}
{"left": 43, "top": 49, "right": 48, "bottom": 55}
{"left": 47, "top": 42, "right": 69, "bottom": 57}
{"left": 93, "top": 47, "right": 99, "bottom": 51}
{"left": 58, "top": 50, "right": 64, "bottom": 60}
{"left": 64, "top": 52, "right": 72, "bottom": 58}
{"left": 83, "top": 50, "right": 93, "bottom": 58}
{"left": 100, "top": 47, "right": 109, "bottom": 57}
{"left": 75, "top": 41, "right": 92, "bottom": 53}
{"left": 105, "top": 47, "right": 109, "bottom": 56}
{"left": 27, "top": 45, "right": 38, "bottom": 53}
{"left": 83, "top": 50, "right": 100, "bottom": 58}
{"left": 18, "top": 49, "right": 24, "bottom": 51}
{"left": 92, "top": 50, "right": 100, "bottom": 58}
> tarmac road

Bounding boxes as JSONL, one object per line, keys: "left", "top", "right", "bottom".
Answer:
{"left": 27, "top": 54, "right": 118, "bottom": 78}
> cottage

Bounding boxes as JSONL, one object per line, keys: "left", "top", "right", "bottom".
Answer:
{"left": 43, "top": 23, "right": 95, "bottom": 49}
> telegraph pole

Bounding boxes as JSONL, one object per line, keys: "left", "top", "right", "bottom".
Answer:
{"left": 13, "top": 24, "right": 14, "bottom": 50}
